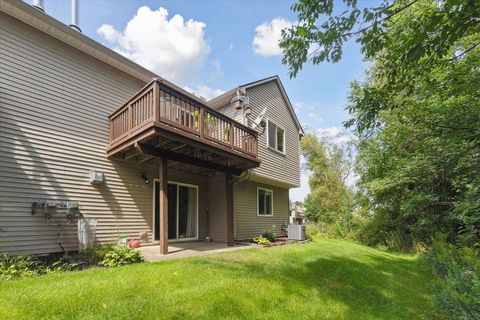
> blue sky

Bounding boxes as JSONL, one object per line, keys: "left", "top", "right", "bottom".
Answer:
{"left": 33, "top": 0, "right": 368, "bottom": 201}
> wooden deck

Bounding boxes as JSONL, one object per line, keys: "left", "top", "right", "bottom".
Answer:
{"left": 107, "top": 79, "right": 260, "bottom": 175}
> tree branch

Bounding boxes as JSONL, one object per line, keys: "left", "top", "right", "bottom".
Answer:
{"left": 342, "top": 0, "right": 420, "bottom": 38}
{"left": 448, "top": 42, "right": 480, "bottom": 61}
{"left": 306, "top": 0, "right": 420, "bottom": 59}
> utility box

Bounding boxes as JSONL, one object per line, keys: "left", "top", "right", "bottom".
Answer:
{"left": 78, "top": 218, "right": 97, "bottom": 250}
{"left": 288, "top": 224, "right": 306, "bottom": 241}
{"left": 90, "top": 170, "right": 104, "bottom": 184}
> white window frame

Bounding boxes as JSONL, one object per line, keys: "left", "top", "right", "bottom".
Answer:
{"left": 267, "top": 119, "right": 286, "bottom": 155}
{"left": 257, "top": 187, "right": 274, "bottom": 216}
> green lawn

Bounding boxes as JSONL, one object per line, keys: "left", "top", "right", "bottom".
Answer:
{"left": 0, "top": 237, "right": 439, "bottom": 319}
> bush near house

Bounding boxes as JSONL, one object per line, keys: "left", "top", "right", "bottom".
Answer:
{"left": 261, "top": 229, "right": 276, "bottom": 242}
{"left": 0, "top": 244, "right": 143, "bottom": 280}
{"left": 252, "top": 236, "right": 271, "bottom": 246}
{"left": 0, "top": 254, "right": 49, "bottom": 280}
{"left": 101, "top": 246, "right": 143, "bottom": 267}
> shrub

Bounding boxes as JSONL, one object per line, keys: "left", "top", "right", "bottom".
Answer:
{"left": 75, "top": 244, "right": 115, "bottom": 265}
{"left": 252, "top": 236, "right": 271, "bottom": 246}
{"left": 305, "top": 223, "right": 320, "bottom": 241}
{"left": 0, "top": 253, "right": 47, "bottom": 280}
{"left": 75, "top": 246, "right": 103, "bottom": 265}
{"left": 101, "top": 246, "right": 143, "bottom": 267}
{"left": 425, "top": 237, "right": 480, "bottom": 320}
{"left": 261, "top": 229, "right": 276, "bottom": 242}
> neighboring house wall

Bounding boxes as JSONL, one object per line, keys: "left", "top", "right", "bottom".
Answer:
{"left": 0, "top": 13, "right": 151, "bottom": 254}
{"left": 234, "top": 180, "right": 289, "bottom": 240}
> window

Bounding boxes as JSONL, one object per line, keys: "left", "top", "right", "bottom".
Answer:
{"left": 257, "top": 188, "right": 273, "bottom": 216}
{"left": 268, "top": 120, "right": 285, "bottom": 153}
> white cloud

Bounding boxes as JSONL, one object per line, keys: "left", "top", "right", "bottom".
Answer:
{"left": 210, "top": 59, "right": 223, "bottom": 80}
{"left": 307, "top": 112, "right": 323, "bottom": 123}
{"left": 315, "top": 126, "right": 356, "bottom": 145}
{"left": 97, "top": 6, "right": 210, "bottom": 85}
{"left": 228, "top": 43, "right": 234, "bottom": 50}
{"left": 252, "top": 18, "right": 293, "bottom": 57}
{"left": 293, "top": 101, "right": 305, "bottom": 113}
{"left": 184, "top": 85, "right": 225, "bottom": 101}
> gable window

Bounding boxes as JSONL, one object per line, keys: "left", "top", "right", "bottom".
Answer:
{"left": 257, "top": 188, "right": 273, "bottom": 216}
{"left": 268, "top": 120, "right": 285, "bottom": 153}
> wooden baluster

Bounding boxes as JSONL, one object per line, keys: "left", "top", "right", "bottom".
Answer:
{"left": 154, "top": 85, "right": 160, "bottom": 122}
{"left": 183, "top": 101, "right": 187, "bottom": 127}
{"left": 229, "top": 124, "right": 234, "bottom": 149}
{"left": 150, "top": 90, "right": 153, "bottom": 120}
{"left": 199, "top": 108, "right": 204, "bottom": 138}
{"left": 166, "top": 93, "right": 170, "bottom": 121}
{"left": 158, "top": 90, "right": 164, "bottom": 121}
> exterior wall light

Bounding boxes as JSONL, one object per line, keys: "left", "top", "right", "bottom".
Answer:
{"left": 141, "top": 174, "right": 150, "bottom": 184}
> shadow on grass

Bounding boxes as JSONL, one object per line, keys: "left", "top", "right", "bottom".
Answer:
{"left": 194, "top": 244, "right": 437, "bottom": 319}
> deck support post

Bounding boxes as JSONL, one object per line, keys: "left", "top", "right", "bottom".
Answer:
{"left": 226, "top": 173, "right": 234, "bottom": 246}
{"left": 159, "top": 157, "right": 168, "bottom": 255}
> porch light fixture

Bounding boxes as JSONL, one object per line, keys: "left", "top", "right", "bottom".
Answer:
{"left": 141, "top": 174, "right": 150, "bottom": 185}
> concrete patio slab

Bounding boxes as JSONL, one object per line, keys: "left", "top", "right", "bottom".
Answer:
{"left": 139, "top": 241, "right": 258, "bottom": 262}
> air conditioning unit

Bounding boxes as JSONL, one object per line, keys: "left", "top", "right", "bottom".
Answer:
{"left": 288, "top": 224, "right": 306, "bottom": 241}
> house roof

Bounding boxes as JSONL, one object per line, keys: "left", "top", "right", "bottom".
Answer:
{"left": 208, "top": 75, "right": 304, "bottom": 135}
{"left": 0, "top": 0, "right": 208, "bottom": 107}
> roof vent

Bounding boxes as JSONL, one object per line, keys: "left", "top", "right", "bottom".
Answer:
{"left": 69, "top": 0, "right": 82, "bottom": 33}
{"left": 32, "top": 0, "right": 45, "bottom": 11}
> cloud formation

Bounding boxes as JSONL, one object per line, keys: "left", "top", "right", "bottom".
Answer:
{"left": 307, "top": 112, "right": 323, "bottom": 123}
{"left": 252, "top": 18, "right": 293, "bottom": 56}
{"left": 184, "top": 85, "right": 225, "bottom": 101}
{"left": 98, "top": 6, "right": 210, "bottom": 85}
{"left": 315, "top": 126, "right": 355, "bottom": 145}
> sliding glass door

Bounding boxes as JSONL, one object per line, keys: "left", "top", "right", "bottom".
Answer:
{"left": 154, "top": 182, "right": 198, "bottom": 241}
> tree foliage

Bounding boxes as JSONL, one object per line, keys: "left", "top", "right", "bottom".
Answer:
{"left": 354, "top": 42, "right": 480, "bottom": 249}
{"left": 281, "top": 0, "right": 480, "bottom": 131}
{"left": 284, "top": 0, "right": 480, "bottom": 250}
{"left": 301, "top": 134, "right": 356, "bottom": 238}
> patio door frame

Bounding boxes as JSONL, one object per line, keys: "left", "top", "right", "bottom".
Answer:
{"left": 153, "top": 179, "right": 199, "bottom": 243}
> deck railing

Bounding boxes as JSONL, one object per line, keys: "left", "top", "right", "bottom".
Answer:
{"left": 109, "top": 80, "right": 258, "bottom": 158}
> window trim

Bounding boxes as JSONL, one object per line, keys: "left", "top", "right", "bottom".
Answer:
{"left": 266, "top": 119, "right": 286, "bottom": 155}
{"left": 256, "top": 187, "right": 274, "bottom": 217}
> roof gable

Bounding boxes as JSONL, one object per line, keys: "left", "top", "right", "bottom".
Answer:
{"left": 208, "top": 76, "right": 304, "bottom": 135}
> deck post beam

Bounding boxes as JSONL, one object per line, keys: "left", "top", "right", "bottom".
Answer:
{"left": 226, "top": 173, "right": 234, "bottom": 246}
{"left": 136, "top": 142, "right": 244, "bottom": 176}
{"left": 159, "top": 157, "right": 168, "bottom": 255}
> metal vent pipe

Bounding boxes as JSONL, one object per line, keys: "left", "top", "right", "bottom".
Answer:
{"left": 32, "top": 0, "right": 45, "bottom": 11}
{"left": 69, "top": 0, "right": 82, "bottom": 33}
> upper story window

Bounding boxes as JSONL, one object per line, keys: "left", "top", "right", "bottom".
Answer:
{"left": 257, "top": 187, "right": 273, "bottom": 216}
{"left": 267, "top": 120, "right": 285, "bottom": 154}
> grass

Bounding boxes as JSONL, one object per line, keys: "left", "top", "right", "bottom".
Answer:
{"left": 0, "top": 237, "right": 439, "bottom": 319}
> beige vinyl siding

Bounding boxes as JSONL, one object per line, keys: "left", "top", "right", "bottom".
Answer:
{"left": 0, "top": 13, "right": 152, "bottom": 254}
{"left": 234, "top": 180, "right": 289, "bottom": 240}
{"left": 246, "top": 81, "right": 300, "bottom": 187}
{"left": 206, "top": 174, "right": 228, "bottom": 242}
{"left": 216, "top": 81, "right": 301, "bottom": 187}
{"left": 217, "top": 104, "right": 243, "bottom": 124}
